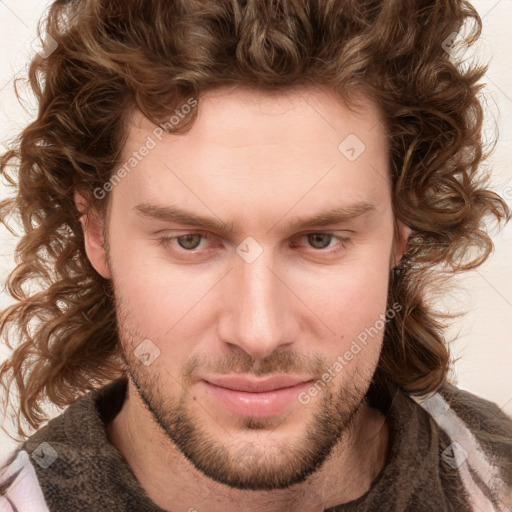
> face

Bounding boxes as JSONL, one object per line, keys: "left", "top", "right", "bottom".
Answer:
{"left": 80, "top": 86, "right": 408, "bottom": 491}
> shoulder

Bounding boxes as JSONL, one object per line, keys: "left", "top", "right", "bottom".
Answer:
{"left": 0, "top": 401, "right": 74, "bottom": 511}
{"left": 437, "top": 383, "right": 512, "bottom": 472}
{"left": 0, "top": 388, "right": 102, "bottom": 511}
{"left": 3, "top": 379, "right": 149, "bottom": 511}
{"left": 0, "top": 449, "right": 50, "bottom": 511}
{"left": 415, "top": 383, "right": 512, "bottom": 510}
{"left": 0, "top": 388, "right": 98, "bottom": 511}
{"left": 439, "top": 383, "right": 512, "bottom": 439}
{"left": 18, "top": 379, "right": 127, "bottom": 467}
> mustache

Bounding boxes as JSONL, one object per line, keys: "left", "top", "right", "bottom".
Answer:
{"left": 181, "top": 349, "right": 329, "bottom": 382}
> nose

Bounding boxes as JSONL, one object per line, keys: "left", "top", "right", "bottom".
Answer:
{"left": 218, "top": 248, "right": 297, "bottom": 360}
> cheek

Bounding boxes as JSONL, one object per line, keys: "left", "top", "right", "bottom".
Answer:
{"left": 296, "top": 250, "right": 391, "bottom": 330}
{"left": 303, "top": 250, "right": 392, "bottom": 370}
{"left": 107, "top": 231, "right": 201, "bottom": 342}
{"left": 111, "top": 263, "right": 203, "bottom": 375}
{"left": 331, "top": 281, "right": 389, "bottom": 371}
{"left": 114, "top": 266, "right": 208, "bottom": 346}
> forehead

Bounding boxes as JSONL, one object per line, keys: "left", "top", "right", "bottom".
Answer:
{"left": 126, "top": 85, "right": 385, "bottom": 151}
{"left": 112, "top": 86, "right": 390, "bottom": 228}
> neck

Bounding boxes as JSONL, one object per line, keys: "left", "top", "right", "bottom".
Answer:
{"left": 106, "top": 379, "right": 389, "bottom": 512}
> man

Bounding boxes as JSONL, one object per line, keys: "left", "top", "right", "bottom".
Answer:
{"left": 0, "top": 0, "right": 511, "bottom": 511}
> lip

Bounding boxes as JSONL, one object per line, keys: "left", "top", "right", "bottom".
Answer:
{"left": 203, "top": 374, "right": 312, "bottom": 392}
{"left": 201, "top": 375, "right": 314, "bottom": 418}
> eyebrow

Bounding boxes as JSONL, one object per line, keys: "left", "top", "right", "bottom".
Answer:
{"left": 133, "top": 201, "right": 376, "bottom": 234}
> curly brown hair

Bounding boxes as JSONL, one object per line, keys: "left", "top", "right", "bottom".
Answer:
{"left": 0, "top": 0, "right": 509, "bottom": 439}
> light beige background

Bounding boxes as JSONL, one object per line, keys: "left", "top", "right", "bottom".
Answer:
{"left": 1, "top": 0, "right": 511, "bottom": 458}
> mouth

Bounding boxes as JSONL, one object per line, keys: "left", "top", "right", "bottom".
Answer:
{"left": 201, "top": 375, "right": 315, "bottom": 418}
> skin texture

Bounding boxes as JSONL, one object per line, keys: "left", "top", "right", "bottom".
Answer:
{"left": 75, "top": 85, "right": 411, "bottom": 512}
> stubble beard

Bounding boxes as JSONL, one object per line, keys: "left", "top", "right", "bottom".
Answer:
{"left": 125, "top": 353, "right": 372, "bottom": 491}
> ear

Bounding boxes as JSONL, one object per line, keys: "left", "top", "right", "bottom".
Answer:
{"left": 392, "top": 219, "right": 412, "bottom": 268}
{"left": 74, "top": 190, "right": 111, "bottom": 279}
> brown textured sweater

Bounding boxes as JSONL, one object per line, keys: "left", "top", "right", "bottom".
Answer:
{"left": 1, "top": 377, "right": 511, "bottom": 511}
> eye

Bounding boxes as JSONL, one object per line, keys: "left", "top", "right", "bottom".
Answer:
{"left": 295, "top": 232, "right": 350, "bottom": 255}
{"left": 305, "top": 233, "right": 337, "bottom": 250}
{"left": 173, "top": 233, "right": 203, "bottom": 250}
{"left": 156, "top": 231, "right": 351, "bottom": 258}
{"left": 157, "top": 232, "right": 212, "bottom": 252}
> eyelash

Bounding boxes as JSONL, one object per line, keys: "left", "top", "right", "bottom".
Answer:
{"left": 157, "top": 231, "right": 351, "bottom": 257}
